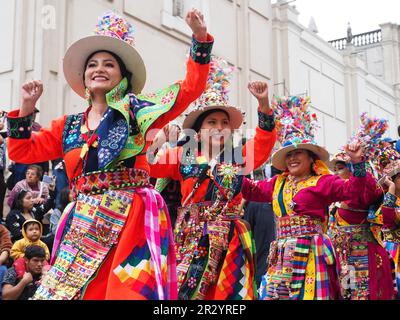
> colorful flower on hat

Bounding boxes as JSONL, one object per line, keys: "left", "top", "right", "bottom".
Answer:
{"left": 95, "top": 11, "right": 135, "bottom": 45}
{"left": 272, "top": 95, "right": 320, "bottom": 148}
{"left": 347, "top": 112, "right": 400, "bottom": 179}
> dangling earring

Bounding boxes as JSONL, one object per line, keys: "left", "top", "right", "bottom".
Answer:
{"left": 85, "top": 87, "right": 91, "bottom": 101}
{"left": 312, "top": 162, "right": 318, "bottom": 175}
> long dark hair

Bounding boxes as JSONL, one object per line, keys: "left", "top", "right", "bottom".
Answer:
{"left": 58, "top": 187, "right": 71, "bottom": 212}
{"left": 11, "top": 190, "right": 29, "bottom": 211}
{"left": 84, "top": 50, "right": 133, "bottom": 93}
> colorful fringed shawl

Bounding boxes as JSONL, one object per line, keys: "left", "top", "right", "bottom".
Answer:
{"left": 34, "top": 187, "right": 177, "bottom": 300}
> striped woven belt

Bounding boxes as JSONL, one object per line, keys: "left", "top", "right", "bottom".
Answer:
{"left": 71, "top": 168, "right": 151, "bottom": 195}
{"left": 177, "top": 201, "right": 242, "bottom": 222}
{"left": 276, "top": 215, "right": 323, "bottom": 239}
{"left": 335, "top": 224, "right": 375, "bottom": 242}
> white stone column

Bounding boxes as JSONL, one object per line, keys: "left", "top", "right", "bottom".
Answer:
{"left": 271, "top": 2, "right": 303, "bottom": 96}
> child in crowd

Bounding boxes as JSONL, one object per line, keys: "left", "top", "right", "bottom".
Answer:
{"left": 10, "top": 220, "right": 50, "bottom": 281}
{"left": 10, "top": 219, "right": 50, "bottom": 261}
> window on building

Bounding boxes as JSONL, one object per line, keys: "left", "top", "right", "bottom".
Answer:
{"left": 173, "top": 0, "right": 184, "bottom": 18}
{"left": 172, "top": 0, "right": 203, "bottom": 19}
{"left": 162, "top": 0, "right": 208, "bottom": 38}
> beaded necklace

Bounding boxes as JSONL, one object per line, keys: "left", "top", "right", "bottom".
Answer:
{"left": 285, "top": 174, "right": 313, "bottom": 211}
{"left": 72, "top": 106, "right": 112, "bottom": 176}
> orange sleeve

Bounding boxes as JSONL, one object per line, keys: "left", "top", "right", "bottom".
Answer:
{"left": 151, "top": 34, "right": 214, "bottom": 130}
{"left": 149, "top": 146, "right": 182, "bottom": 181}
{"left": 7, "top": 110, "right": 66, "bottom": 164}
{"left": 242, "top": 126, "right": 277, "bottom": 176}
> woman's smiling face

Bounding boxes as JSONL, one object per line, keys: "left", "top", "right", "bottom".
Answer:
{"left": 84, "top": 51, "right": 123, "bottom": 95}
{"left": 199, "top": 111, "right": 233, "bottom": 150}
{"left": 285, "top": 149, "right": 314, "bottom": 177}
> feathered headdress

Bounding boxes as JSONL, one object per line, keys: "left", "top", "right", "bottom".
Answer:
{"left": 271, "top": 95, "right": 330, "bottom": 171}
{"left": 272, "top": 96, "right": 319, "bottom": 148}
{"left": 349, "top": 112, "right": 400, "bottom": 177}
{"left": 183, "top": 55, "right": 244, "bottom": 130}
{"left": 193, "top": 55, "right": 236, "bottom": 109}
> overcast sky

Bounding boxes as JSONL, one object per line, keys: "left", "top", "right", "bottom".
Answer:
{"left": 272, "top": 0, "right": 400, "bottom": 40}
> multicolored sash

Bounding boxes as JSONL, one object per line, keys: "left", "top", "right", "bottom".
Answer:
{"left": 34, "top": 190, "right": 133, "bottom": 300}
{"left": 34, "top": 169, "right": 177, "bottom": 300}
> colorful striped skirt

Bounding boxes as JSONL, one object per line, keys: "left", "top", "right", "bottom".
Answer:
{"left": 330, "top": 224, "right": 396, "bottom": 300}
{"left": 33, "top": 168, "right": 177, "bottom": 300}
{"left": 174, "top": 201, "right": 257, "bottom": 300}
{"left": 259, "top": 215, "right": 339, "bottom": 300}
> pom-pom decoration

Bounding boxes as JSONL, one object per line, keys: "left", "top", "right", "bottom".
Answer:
{"left": 95, "top": 11, "right": 135, "bottom": 46}
{"left": 348, "top": 112, "right": 400, "bottom": 178}
{"left": 193, "top": 55, "right": 236, "bottom": 109}
{"left": 272, "top": 95, "right": 320, "bottom": 148}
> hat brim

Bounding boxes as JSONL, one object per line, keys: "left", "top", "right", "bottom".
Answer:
{"left": 182, "top": 105, "right": 244, "bottom": 130}
{"left": 272, "top": 143, "right": 330, "bottom": 171}
{"left": 327, "top": 158, "right": 348, "bottom": 171}
{"left": 63, "top": 35, "right": 146, "bottom": 98}
{"left": 378, "top": 167, "right": 400, "bottom": 187}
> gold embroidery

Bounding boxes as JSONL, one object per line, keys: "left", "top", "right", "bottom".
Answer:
{"left": 273, "top": 175, "right": 322, "bottom": 217}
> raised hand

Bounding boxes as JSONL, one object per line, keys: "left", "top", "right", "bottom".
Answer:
{"left": 185, "top": 8, "right": 207, "bottom": 41}
{"left": 20, "top": 80, "right": 43, "bottom": 117}
{"left": 21, "top": 272, "right": 33, "bottom": 285}
{"left": 344, "top": 141, "right": 363, "bottom": 164}
{"left": 248, "top": 81, "right": 270, "bottom": 114}
{"left": 383, "top": 176, "right": 396, "bottom": 195}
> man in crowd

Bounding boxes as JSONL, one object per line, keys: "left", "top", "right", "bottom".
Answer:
{"left": 1, "top": 245, "right": 46, "bottom": 300}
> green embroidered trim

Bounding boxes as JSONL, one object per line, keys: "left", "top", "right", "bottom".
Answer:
{"left": 101, "top": 78, "right": 181, "bottom": 167}
{"left": 136, "top": 84, "right": 181, "bottom": 133}
{"left": 105, "top": 78, "right": 130, "bottom": 123}
{"left": 190, "top": 37, "right": 213, "bottom": 65}
{"left": 155, "top": 178, "right": 172, "bottom": 193}
{"left": 115, "top": 83, "right": 180, "bottom": 162}
{"left": 7, "top": 114, "right": 34, "bottom": 139}
{"left": 258, "top": 111, "right": 275, "bottom": 132}
{"left": 352, "top": 162, "right": 366, "bottom": 177}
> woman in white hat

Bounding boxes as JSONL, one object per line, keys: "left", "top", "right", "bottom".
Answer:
{"left": 327, "top": 115, "right": 396, "bottom": 300}
{"left": 149, "top": 57, "right": 277, "bottom": 300}
{"left": 6, "top": 10, "right": 214, "bottom": 300}
{"left": 241, "top": 96, "right": 370, "bottom": 300}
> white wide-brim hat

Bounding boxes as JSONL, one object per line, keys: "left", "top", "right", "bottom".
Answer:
{"left": 182, "top": 104, "right": 244, "bottom": 130}
{"left": 271, "top": 143, "right": 330, "bottom": 171}
{"left": 328, "top": 152, "right": 351, "bottom": 171}
{"left": 63, "top": 35, "right": 146, "bottom": 98}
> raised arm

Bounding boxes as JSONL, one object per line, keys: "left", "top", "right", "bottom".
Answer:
{"left": 242, "top": 82, "right": 276, "bottom": 175}
{"left": 150, "top": 9, "right": 214, "bottom": 129}
{"left": 7, "top": 111, "right": 66, "bottom": 164}
{"left": 241, "top": 175, "right": 278, "bottom": 203}
{"left": 309, "top": 142, "right": 368, "bottom": 205}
